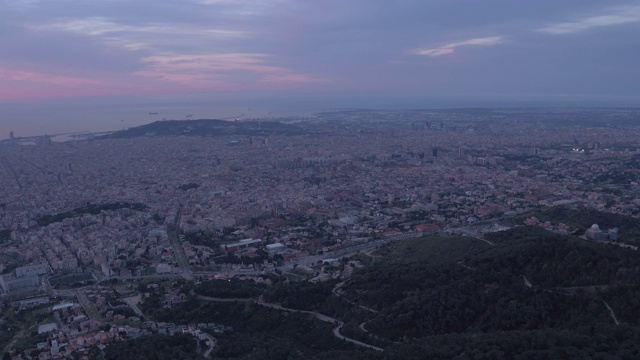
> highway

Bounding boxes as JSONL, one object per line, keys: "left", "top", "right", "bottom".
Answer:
{"left": 169, "top": 204, "right": 193, "bottom": 280}
{"left": 279, "top": 232, "right": 422, "bottom": 272}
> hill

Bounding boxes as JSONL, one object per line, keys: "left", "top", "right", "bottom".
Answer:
{"left": 135, "top": 228, "right": 640, "bottom": 359}
{"left": 511, "top": 206, "right": 640, "bottom": 245}
{"left": 337, "top": 227, "right": 640, "bottom": 358}
{"left": 99, "top": 119, "right": 303, "bottom": 139}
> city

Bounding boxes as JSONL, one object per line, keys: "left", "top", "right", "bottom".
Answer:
{"left": 1, "top": 108, "right": 640, "bottom": 358}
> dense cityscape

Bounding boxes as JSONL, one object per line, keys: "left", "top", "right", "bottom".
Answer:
{"left": 1, "top": 108, "right": 640, "bottom": 359}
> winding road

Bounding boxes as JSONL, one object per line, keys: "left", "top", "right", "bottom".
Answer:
{"left": 197, "top": 294, "right": 383, "bottom": 351}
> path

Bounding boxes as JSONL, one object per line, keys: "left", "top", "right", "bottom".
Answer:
{"left": 603, "top": 301, "right": 620, "bottom": 326}
{"left": 332, "top": 281, "right": 378, "bottom": 314}
{"left": 359, "top": 319, "right": 373, "bottom": 333}
{"left": 202, "top": 333, "right": 216, "bottom": 358}
{"left": 470, "top": 235, "right": 495, "bottom": 246}
{"left": 122, "top": 296, "right": 145, "bottom": 317}
{"left": 197, "top": 294, "right": 383, "bottom": 351}
{"left": 256, "top": 300, "right": 383, "bottom": 351}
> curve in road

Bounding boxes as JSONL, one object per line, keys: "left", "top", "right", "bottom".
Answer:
{"left": 197, "top": 295, "right": 383, "bottom": 351}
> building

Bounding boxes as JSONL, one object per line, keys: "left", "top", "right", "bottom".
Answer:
{"left": 265, "top": 243, "right": 288, "bottom": 255}
{"left": 585, "top": 224, "right": 618, "bottom": 242}
{"left": 220, "top": 238, "right": 262, "bottom": 253}
{"left": 156, "top": 263, "right": 173, "bottom": 274}
{"left": 15, "top": 263, "right": 49, "bottom": 278}
{"left": 0, "top": 274, "right": 40, "bottom": 294}
{"left": 38, "top": 323, "right": 58, "bottom": 335}
{"left": 149, "top": 228, "right": 167, "bottom": 238}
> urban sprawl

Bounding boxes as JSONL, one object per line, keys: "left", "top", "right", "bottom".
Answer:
{"left": 1, "top": 108, "right": 639, "bottom": 358}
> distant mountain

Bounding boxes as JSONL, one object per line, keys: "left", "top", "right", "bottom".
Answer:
{"left": 99, "top": 119, "right": 303, "bottom": 139}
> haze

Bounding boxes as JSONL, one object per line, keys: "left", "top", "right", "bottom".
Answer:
{"left": 2, "top": 0, "right": 640, "bottom": 136}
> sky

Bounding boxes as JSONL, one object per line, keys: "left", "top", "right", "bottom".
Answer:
{"left": 1, "top": 0, "right": 640, "bottom": 136}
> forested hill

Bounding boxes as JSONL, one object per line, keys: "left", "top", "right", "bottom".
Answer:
{"left": 100, "top": 119, "right": 303, "bottom": 139}
{"left": 339, "top": 227, "right": 640, "bottom": 358}
{"left": 110, "top": 228, "right": 640, "bottom": 359}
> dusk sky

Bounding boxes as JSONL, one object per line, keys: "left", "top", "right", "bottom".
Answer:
{"left": 1, "top": 0, "right": 640, "bottom": 136}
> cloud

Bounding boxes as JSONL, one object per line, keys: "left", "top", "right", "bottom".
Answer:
{"left": 537, "top": 4, "right": 640, "bottom": 34}
{"left": 0, "top": 66, "right": 99, "bottom": 86}
{"left": 262, "top": 73, "right": 327, "bottom": 84}
{"left": 414, "top": 36, "right": 504, "bottom": 57}
{"left": 135, "top": 53, "right": 326, "bottom": 86}
{"left": 0, "top": 0, "right": 40, "bottom": 11}
{"left": 29, "top": 17, "right": 247, "bottom": 51}
{"left": 195, "top": 0, "right": 285, "bottom": 13}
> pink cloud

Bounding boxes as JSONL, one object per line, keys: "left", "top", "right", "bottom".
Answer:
{"left": 135, "top": 53, "right": 327, "bottom": 87}
{"left": 0, "top": 67, "right": 100, "bottom": 86}
{"left": 262, "top": 73, "right": 327, "bottom": 84}
{"left": 0, "top": 51, "right": 328, "bottom": 101}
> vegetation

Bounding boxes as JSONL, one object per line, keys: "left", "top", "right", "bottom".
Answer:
{"left": 198, "top": 229, "right": 640, "bottom": 358}
{"left": 37, "top": 225, "right": 640, "bottom": 359}
{"left": 99, "top": 334, "right": 202, "bottom": 360}
{"left": 142, "top": 300, "right": 353, "bottom": 359}
{"left": 263, "top": 280, "right": 337, "bottom": 312}
{"left": 48, "top": 271, "right": 94, "bottom": 287}
{"left": 0, "top": 306, "right": 44, "bottom": 356}
{"left": 513, "top": 206, "right": 640, "bottom": 244}
{"left": 195, "top": 279, "right": 266, "bottom": 299}
{"left": 36, "top": 202, "right": 147, "bottom": 227}
{"left": 183, "top": 230, "right": 219, "bottom": 248}
{"left": 178, "top": 183, "right": 199, "bottom": 191}
{"left": 152, "top": 212, "right": 165, "bottom": 224}
{"left": 328, "top": 228, "right": 640, "bottom": 358}
{"left": 0, "top": 229, "right": 10, "bottom": 243}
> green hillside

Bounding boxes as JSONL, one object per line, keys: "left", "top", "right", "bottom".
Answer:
{"left": 337, "top": 227, "right": 640, "bottom": 358}
{"left": 128, "top": 228, "right": 640, "bottom": 359}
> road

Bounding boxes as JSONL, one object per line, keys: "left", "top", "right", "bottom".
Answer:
{"left": 169, "top": 205, "right": 193, "bottom": 280}
{"left": 279, "top": 233, "right": 422, "bottom": 272}
{"left": 122, "top": 296, "right": 145, "bottom": 317}
{"left": 76, "top": 289, "right": 102, "bottom": 321}
{"left": 332, "top": 281, "right": 378, "bottom": 313}
{"left": 197, "top": 294, "right": 383, "bottom": 351}
{"left": 202, "top": 333, "right": 216, "bottom": 358}
{"left": 255, "top": 299, "right": 384, "bottom": 351}
{"left": 103, "top": 273, "right": 185, "bottom": 282}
